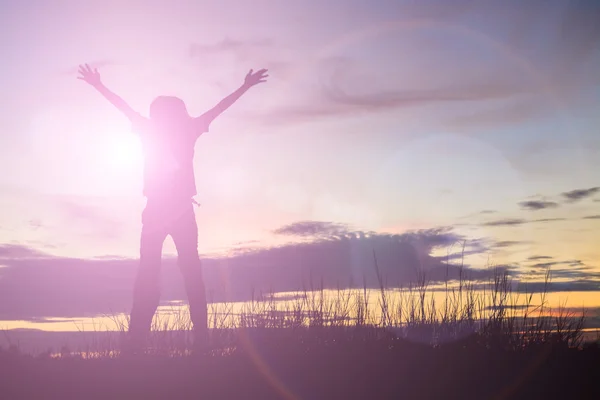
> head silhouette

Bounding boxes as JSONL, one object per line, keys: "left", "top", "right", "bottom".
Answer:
{"left": 149, "top": 96, "right": 190, "bottom": 126}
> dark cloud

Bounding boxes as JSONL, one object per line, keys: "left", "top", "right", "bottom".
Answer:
{"left": 480, "top": 210, "right": 497, "bottom": 215}
{"left": 483, "top": 219, "right": 527, "bottom": 227}
{"left": 532, "top": 218, "right": 567, "bottom": 223}
{"left": 513, "top": 280, "right": 600, "bottom": 294}
{"left": 583, "top": 215, "right": 600, "bottom": 220}
{"left": 519, "top": 200, "right": 559, "bottom": 211}
{"left": 530, "top": 261, "right": 561, "bottom": 269}
{"left": 0, "top": 227, "right": 500, "bottom": 321}
{"left": 482, "top": 217, "right": 566, "bottom": 227}
{"left": 495, "top": 240, "right": 530, "bottom": 248}
{"left": 525, "top": 259, "right": 596, "bottom": 282}
{"left": 1, "top": 222, "right": 597, "bottom": 321}
{"left": 561, "top": 187, "right": 600, "bottom": 202}
{"left": 567, "top": 260, "right": 586, "bottom": 267}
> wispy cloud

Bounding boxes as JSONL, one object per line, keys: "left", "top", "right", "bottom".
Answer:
{"left": 494, "top": 240, "right": 530, "bottom": 248}
{"left": 483, "top": 219, "right": 527, "bottom": 227}
{"left": 527, "top": 255, "right": 553, "bottom": 261}
{"left": 519, "top": 200, "right": 559, "bottom": 211}
{"left": 582, "top": 215, "right": 600, "bottom": 220}
{"left": 483, "top": 218, "right": 567, "bottom": 227}
{"left": 533, "top": 218, "right": 567, "bottom": 223}
{"left": 561, "top": 187, "right": 600, "bottom": 203}
{"left": 246, "top": 1, "right": 600, "bottom": 129}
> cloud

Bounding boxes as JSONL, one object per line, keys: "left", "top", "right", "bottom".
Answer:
{"left": 583, "top": 215, "right": 600, "bottom": 220}
{"left": 243, "top": 1, "right": 600, "bottom": 130}
{"left": 0, "top": 227, "right": 499, "bottom": 321}
{"left": 518, "top": 200, "right": 559, "bottom": 211}
{"left": 527, "top": 255, "right": 553, "bottom": 261}
{"left": 2, "top": 219, "right": 597, "bottom": 321}
{"left": 532, "top": 218, "right": 567, "bottom": 223}
{"left": 513, "top": 280, "right": 600, "bottom": 294}
{"left": 323, "top": 82, "right": 527, "bottom": 108}
{"left": 482, "top": 217, "right": 566, "bottom": 227}
{"left": 245, "top": 47, "right": 546, "bottom": 127}
{"left": 561, "top": 187, "right": 600, "bottom": 202}
{"left": 494, "top": 240, "right": 530, "bottom": 248}
{"left": 530, "top": 261, "right": 562, "bottom": 269}
{"left": 483, "top": 219, "right": 527, "bottom": 227}
{"left": 523, "top": 258, "right": 598, "bottom": 283}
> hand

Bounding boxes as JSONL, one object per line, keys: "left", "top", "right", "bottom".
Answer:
{"left": 77, "top": 64, "right": 102, "bottom": 87}
{"left": 244, "top": 68, "right": 268, "bottom": 87}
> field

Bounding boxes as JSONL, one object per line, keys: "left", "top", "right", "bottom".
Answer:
{"left": 2, "top": 268, "right": 599, "bottom": 399}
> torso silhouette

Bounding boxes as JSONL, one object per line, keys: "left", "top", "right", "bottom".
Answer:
{"left": 133, "top": 118, "right": 205, "bottom": 201}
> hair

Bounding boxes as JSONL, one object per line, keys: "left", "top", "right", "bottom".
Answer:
{"left": 149, "top": 96, "right": 190, "bottom": 124}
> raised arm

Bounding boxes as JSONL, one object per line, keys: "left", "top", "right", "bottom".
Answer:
{"left": 194, "top": 68, "right": 268, "bottom": 133}
{"left": 77, "top": 64, "right": 139, "bottom": 121}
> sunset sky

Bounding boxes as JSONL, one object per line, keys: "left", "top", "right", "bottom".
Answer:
{"left": 1, "top": 0, "right": 599, "bottom": 326}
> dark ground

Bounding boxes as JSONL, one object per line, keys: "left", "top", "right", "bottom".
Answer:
{"left": 1, "top": 336, "right": 599, "bottom": 400}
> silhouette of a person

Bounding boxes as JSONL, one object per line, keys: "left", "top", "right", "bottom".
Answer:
{"left": 77, "top": 64, "right": 268, "bottom": 354}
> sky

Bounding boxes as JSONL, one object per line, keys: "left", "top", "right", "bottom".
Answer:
{"left": 0, "top": 0, "right": 599, "bottom": 325}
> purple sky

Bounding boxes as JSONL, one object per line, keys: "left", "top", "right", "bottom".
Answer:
{"left": 0, "top": 0, "right": 599, "bottom": 324}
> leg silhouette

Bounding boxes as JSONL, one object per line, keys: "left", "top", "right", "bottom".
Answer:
{"left": 170, "top": 204, "right": 208, "bottom": 349}
{"left": 127, "top": 206, "right": 168, "bottom": 352}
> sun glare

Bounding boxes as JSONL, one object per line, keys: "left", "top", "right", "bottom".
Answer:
{"left": 77, "top": 123, "right": 145, "bottom": 195}
{"left": 107, "top": 131, "right": 143, "bottom": 168}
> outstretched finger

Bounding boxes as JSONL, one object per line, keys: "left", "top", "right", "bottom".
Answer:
{"left": 248, "top": 68, "right": 253, "bottom": 76}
